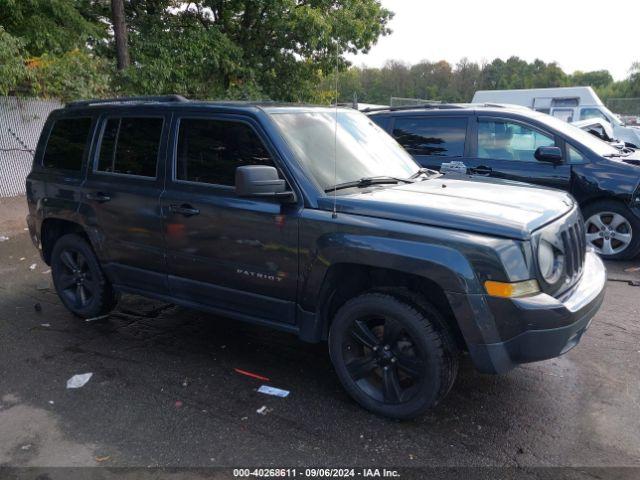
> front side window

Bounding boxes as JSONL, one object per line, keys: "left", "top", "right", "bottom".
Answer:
{"left": 43, "top": 117, "right": 93, "bottom": 171}
{"left": 568, "top": 145, "right": 586, "bottom": 164}
{"left": 97, "top": 117, "right": 163, "bottom": 177}
{"left": 580, "top": 108, "right": 610, "bottom": 123}
{"left": 478, "top": 120, "right": 555, "bottom": 162}
{"left": 392, "top": 117, "right": 467, "bottom": 157}
{"left": 176, "top": 119, "right": 275, "bottom": 186}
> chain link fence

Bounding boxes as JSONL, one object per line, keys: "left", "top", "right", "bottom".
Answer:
{"left": 0, "top": 96, "right": 62, "bottom": 197}
{"left": 604, "top": 98, "right": 640, "bottom": 117}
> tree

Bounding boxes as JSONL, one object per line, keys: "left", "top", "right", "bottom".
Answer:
{"left": 111, "top": 0, "right": 130, "bottom": 70}
{"left": 0, "top": 0, "right": 105, "bottom": 55}
{"left": 0, "top": 27, "right": 32, "bottom": 95}
{"left": 115, "top": 0, "right": 393, "bottom": 101}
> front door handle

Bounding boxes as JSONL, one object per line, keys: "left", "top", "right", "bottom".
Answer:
{"left": 471, "top": 165, "right": 492, "bottom": 176}
{"left": 169, "top": 204, "right": 200, "bottom": 217}
{"left": 86, "top": 192, "right": 111, "bottom": 202}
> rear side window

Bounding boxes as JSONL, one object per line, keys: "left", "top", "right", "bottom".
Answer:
{"left": 97, "top": 117, "right": 163, "bottom": 177}
{"left": 175, "top": 118, "right": 275, "bottom": 186}
{"left": 43, "top": 117, "right": 93, "bottom": 171}
{"left": 392, "top": 117, "right": 467, "bottom": 157}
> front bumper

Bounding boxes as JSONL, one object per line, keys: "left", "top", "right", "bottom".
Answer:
{"left": 452, "top": 251, "right": 606, "bottom": 374}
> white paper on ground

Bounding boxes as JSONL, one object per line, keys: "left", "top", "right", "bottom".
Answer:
{"left": 66, "top": 373, "right": 93, "bottom": 389}
{"left": 257, "top": 385, "right": 290, "bottom": 398}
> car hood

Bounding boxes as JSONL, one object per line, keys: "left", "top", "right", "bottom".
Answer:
{"left": 318, "top": 176, "right": 575, "bottom": 240}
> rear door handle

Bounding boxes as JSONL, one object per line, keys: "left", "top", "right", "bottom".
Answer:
{"left": 169, "top": 204, "right": 200, "bottom": 217}
{"left": 471, "top": 166, "right": 492, "bottom": 176}
{"left": 86, "top": 192, "right": 111, "bottom": 202}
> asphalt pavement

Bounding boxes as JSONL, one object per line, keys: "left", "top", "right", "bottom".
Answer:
{"left": 1, "top": 196, "right": 639, "bottom": 475}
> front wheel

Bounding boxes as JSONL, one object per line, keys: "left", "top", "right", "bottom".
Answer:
{"left": 583, "top": 201, "right": 640, "bottom": 260}
{"left": 328, "top": 292, "right": 458, "bottom": 420}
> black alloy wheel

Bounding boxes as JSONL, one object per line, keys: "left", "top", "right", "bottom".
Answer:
{"left": 329, "top": 292, "right": 458, "bottom": 419}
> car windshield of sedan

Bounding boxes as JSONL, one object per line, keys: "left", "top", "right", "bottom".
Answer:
{"left": 269, "top": 109, "right": 420, "bottom": 191}
{"left": 536, "top": 113, "right": 621, "bottom": 157}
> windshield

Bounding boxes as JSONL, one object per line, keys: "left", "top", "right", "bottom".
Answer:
{"left": 269, "top": 109, "right": 420, "bottom": 191}
{"left": 534, "top": 113, "right": 621, "bottom": 156}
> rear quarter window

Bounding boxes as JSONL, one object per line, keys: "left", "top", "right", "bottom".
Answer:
{"left": 42, "top": 117, "right": 93, "bottom": 171}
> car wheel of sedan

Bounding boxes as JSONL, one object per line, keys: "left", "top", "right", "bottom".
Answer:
{"left": 329, "top": 292, "right": 458, "bottom": 420}
{"left": 583, "top": 201, "right": 640, "bottom": 260}
{"left": 51, "top": 233, "right": 118, "bottom": 319}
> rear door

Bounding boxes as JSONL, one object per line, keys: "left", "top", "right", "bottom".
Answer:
{"left": 82, "top": 110, "right": 170, "bottom": 293}
{"left": 389, "top": 115, "right": 471, "bottom": 171}
{"left": 469, "top": 116, "right": 571, "bottom": 191}
{"left": 160, "top": 113, "right": 300, "bottom": 324}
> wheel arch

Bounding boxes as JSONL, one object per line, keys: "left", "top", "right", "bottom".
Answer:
{"left": 311, "top": 263, "right": 467, "bottom": 350}
{"left": 40, "top": 218, "right": 91, "bottom": 265}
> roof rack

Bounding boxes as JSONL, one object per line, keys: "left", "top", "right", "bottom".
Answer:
{"left": 66, "top": 95, "right": 189, "bottom": 108}
{"left": 361, "top": 103, "right": 464, "bottom": 113}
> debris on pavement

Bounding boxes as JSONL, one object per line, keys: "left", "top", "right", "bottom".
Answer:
{"left": 48, "top": 400, "right": 54, "bottom": 405}
{"left": 19, "top": 257, "right": 25, "bottom": 261}
{"left": 256, "top": 406, "right": 272, "bottom": 416}
{"left": 40, "top": 323, "right": 50, "bottom": 328}
{"left": 42, "top": 269, "right": 51, "bottom": 274}
{"left": 257, "top": 385, "right": 290, "bottom": 398}
{"left": 66, "top": 373, "right": 93, "bottom": 389}
{"left": 624, "top": 266, "right": 640, "bottom": 273}
{"left": 0, "top": 235, "right": 9, "bottom": 242}
{"left": 29, "top": 263, "right": 37, "bottom": 270}
{"left": 95, "top": 455, "right": 111, "bottom": 463}
{"left": 20, "top": 444, "right": 32, "bottom": 451}
{"left": 182, "top": 378, "right": 188, "bottom": 387}
{"left": 175, "top": 400, "right": 183, "bottom": 408}
{"left": 85, "top": 314, "right": 110, "bottom": 323}
{"left": 234, "top": 368, "right": 270, "bottom": 382}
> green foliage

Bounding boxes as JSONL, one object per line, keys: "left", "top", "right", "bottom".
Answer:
{"left": 0, "top": 0, "right": 106, "bottom": 55}
{"left": 27, "top": 50, "right": 111, "bottom": 101}
{"left": 328, "top": 57, "right": 640, "bottom": 105}
{"left": 0, "top": 27, "right": 31, "bottom": 96}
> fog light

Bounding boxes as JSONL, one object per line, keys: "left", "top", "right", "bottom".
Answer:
{"left": 484, "top": 279, "right": 540, "bottom": 298}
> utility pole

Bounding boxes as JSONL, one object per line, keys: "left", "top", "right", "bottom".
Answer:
{"left": 111, "top": 0, "right": 130, "bottom": 70}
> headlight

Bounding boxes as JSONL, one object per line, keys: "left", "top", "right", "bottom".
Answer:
{"left": 538, "top": 239, "right": 564, "bottom": 284}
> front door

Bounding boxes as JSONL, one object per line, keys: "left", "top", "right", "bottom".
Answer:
{"left": 161, "top": 114, "right": 300, "bottom": 324}
{"left": 83, "top": 112, "right": 170, "bottom": 293}
{"left": 469, "top": 116, "right": 571, "bottom": 191}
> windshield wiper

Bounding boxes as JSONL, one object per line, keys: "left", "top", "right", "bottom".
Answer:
{"left": 409, "top": 167, "right": 440, "bottom": 180}
{"left": 324, "top": 176, "right": 412, "bottom": 193}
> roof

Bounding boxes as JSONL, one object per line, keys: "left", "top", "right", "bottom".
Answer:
{"left": 64, "top": 95, "right": 350, "bottom": 114}
{"left": 364, "top": 102, "right": 536, "bottom": 116}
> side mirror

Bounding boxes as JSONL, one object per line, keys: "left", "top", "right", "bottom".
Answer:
{"left": 535, "top": 146, "right": 563, "bottom": 164}
{"left": 235, "top": 165, "right": 295, "bottom": 201}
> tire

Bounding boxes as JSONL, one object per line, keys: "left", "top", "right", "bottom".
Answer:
{"left": 51, "top": 233, "right": 118, "bottom": 318}
{"left": 328, "top": 292, "right": 458, "bottom": 420}
{"left": 582, "top": 200, "right": 640, "bottom": 260}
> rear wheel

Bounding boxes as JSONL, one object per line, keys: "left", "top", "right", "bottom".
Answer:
{"left": 583, "top": 200, "right": 640, "bottom": 260}
{"left": 51, "top": 233, "right": 118, "bottom": 318}
{"left": 329, "top": 292, "right": 458, "bottom": 419}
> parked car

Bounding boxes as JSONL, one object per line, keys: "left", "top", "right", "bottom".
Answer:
{"left": 571, "top": 118, "right": 636, "bottom": 154}
{"left": 472, "top": 87, "right": 640, "bottom": 148}
{"left": 367, "top": 103, "right": 640, "bottom": 260}
{"left": 26, "top": 96, "right": 606, "bottom": 419}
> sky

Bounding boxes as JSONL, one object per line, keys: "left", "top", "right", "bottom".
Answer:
{"left": 346, "top": 0, "right": 638, "bottom": 81}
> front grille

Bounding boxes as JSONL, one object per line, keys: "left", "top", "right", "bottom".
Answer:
{"left": 560, "top": 216, "right": 586, "bottom": 281}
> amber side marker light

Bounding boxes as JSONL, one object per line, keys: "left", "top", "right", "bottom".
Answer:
{"left": 484, "top": 279, "right": 540, "bottom": 298}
